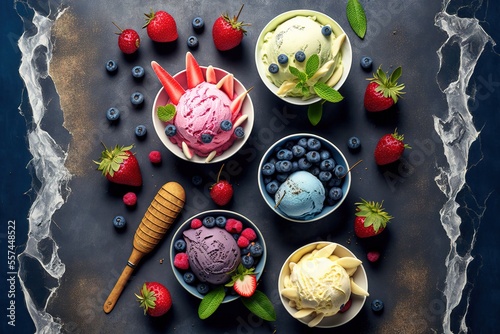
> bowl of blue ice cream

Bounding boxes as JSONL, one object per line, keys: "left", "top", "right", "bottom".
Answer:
{"left": 258, "top": 133, "right": 351, "bottom": 223}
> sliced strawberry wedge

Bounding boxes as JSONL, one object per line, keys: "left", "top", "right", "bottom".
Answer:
{"left": 233, "top": 274, "right": 257, "bottom": 297}
{"left": 230, "top": 87, "right": 252, "bottom": 115}
{"left": 151, "top": 61, "right": 185, "bottom": 105}
{"left": 185, "top": 52, "right": 204, "bottom": 89}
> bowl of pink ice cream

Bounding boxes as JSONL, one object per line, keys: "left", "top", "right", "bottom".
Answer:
{"left": 152, "top": 53, "right": 254, "bottom": 164}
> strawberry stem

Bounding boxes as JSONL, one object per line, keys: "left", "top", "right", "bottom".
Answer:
{"left": 235, "top": 4, "right": 244, "bottom": 21}
{"left": 216, "top": 164, "right": 224, "bottom": 183}
{"left": 112, "top": 21, "right": 123, "bottom": 34}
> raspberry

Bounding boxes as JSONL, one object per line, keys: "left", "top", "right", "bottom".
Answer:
{"left": 237, "top": 236, "right": 250, "bottom": 248}
{"left": 123, "top": 192, "right": 137, "bottom": 206}
{"left": 173, "top": 252, "right": 189, "bottom": 270}
{"left": 149, "top": 150, "right": 162, "bottom": 164}
{"left": 367, "top": 251, "right": 380, "bottom": 263}
{"left": 225, "top": 218, "right": 243, "bottom": 234}
{"left": 240, "top": 228, "right": 257, "bottom": 241}
{"left": 191, "top": 218, "right": 203, "bottom": 229}
{"left": 339, "top": 298, "right": 352, "bottom": 313}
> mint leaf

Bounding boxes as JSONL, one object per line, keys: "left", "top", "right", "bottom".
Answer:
{"left": 307, "top": 101, "right": 324, "bottom": 126}
{"left": 305, "top": 54, "right": 320, "bottom": 78}
{"left": 198, "top": 286, "right": 225, "bottom": 319}
{"left": 313, "top": 82, "right": 344, "bottom": 103}
{"left": 157, "top": 103, "right": 176, "bottom": 122}
{"left": 289, "top": 66, "right": 307, "bottom": 82}
{"left": 346, "top": 0, "right": 367, "bottom": 39}
{"left": 241, "top": 290, "right": 277, "bottom": 322}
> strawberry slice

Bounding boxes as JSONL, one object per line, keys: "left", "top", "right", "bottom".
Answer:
{"left": 185, "top": 52, "right": 204, "bottom": 89}
{"left": 230, "top": 87, "right": 252, "bottom": 115}
{"left": 233, "top": 274, "right": 257, "bottom": 297}
{"left": 151, "top": 61, "right": 185, "bottom": 105}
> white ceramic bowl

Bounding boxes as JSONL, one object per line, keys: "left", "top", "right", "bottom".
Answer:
{"left": 170, "top": 210, "right": 267, "bottom": 303}
{"left": 255, "top": 9, "right": 352, "bottom": 105}
{"left": 278, "top": 242, "right": 368, "bottom": 328}
{"left": 152, "top": 66, "right": 254, "bottom": 164}
{"left": 258, "top": 133, "right": 351, "bottom": 223}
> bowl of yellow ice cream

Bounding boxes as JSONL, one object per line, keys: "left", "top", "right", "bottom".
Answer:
{"left": 255, "top": 10, "right": 352, "bottom": 105}
{"left": 278, "top": 242, "right": 368, "bottom": 327}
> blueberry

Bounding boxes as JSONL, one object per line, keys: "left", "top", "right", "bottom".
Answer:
{"left": 131, "top": 65, "right": 144, "bottom": 78}
{"left": 106, "top": 107, "right": 120, "bottom": 121}
{"left": 292, "top": 145, "right": 306, "bottom": 158}
{"left": 277, "top": 54, "right": 288, "bottom": 64}
{"left": 360, "top": 56, "right": 373, "bottom": 71}
{"left": 319, "top": 150, "right": 331, "bottom": 160}
{"left": 309, "top": 166, "right": 320, "bottom": 177}
{"left": 329, "top": 187, "right": 343, "bottom": 200}
{"left": 113, "top": 215, "right": 126, "bottom": 228}
{"left": 263, "top": 177, "right": 273, "bottom": 184}
{"left": 276, "top": 173, "right": 289, "bottom": 183}
{"left": 187, "top": 35, "right": 199, "bottom": 49}
{"left": 135, "top": 125, "right": 147, "bottom": 137}
{"left": 234, "top": 126, "right": 245, "bottom": 138}
{"left": 295, "top": 51, "right": 306, "bottom": 62}
{"left": 174, "top": 239, "right": 186, "bottom": 252}
{"left": 241, "top": 245, "right": 251, "bottom": 255}
{"left": 201, "top": 133, "right": 213, "bottom": 143}
{"left": 196, "top": 283, "right": 210, "bottom": 295}
{"left": 320, "top": 158, "right": 336, "bottom": 171}
{"left": 241, "top": 255, "right": 255, "bottom": 269}
{"left": 232, "top": 233, "right": 239, "bottom": 241}
{"left": 284, "top": 140, "right": 296, "bottom": 150}
{"left": 183, "top": 271, "right": 196, "bottom": 285}
{"left": 297, "top": 137, "right": 308, "bottom": 148}
{"left": 347, "top": 136, "right": 361, "bottom": 150}
{"left": 298, "top": 157, "right": 312, "bottom": 170}
{"left": 202, "top": 216, "right": 216, "bottom": 228}
{"left": 321, "top": 25, "right": 332, "bottom": 36}
{"left": 371, "top": 299, "right": 384, "bottom": 312}
{"left": 305, "top": 151, "right": 321, "bottom": 163}
{"left": 328, "top": 177, "right": 342, "bottom": 187}
{"left": 192, "top": 175, "right": 203, "bottom": 186}
{"left": 192, "top": 16, "right": 204, "bottom": 30}
{"left": 215, "top": 216, "right": 227, "bottom": 228}
{"left": 276, "top": 149, "right": 293, "bottom": 160}
{"left": 334, "top": 165, "right": 346, "bottom": 178}
{"left": 268, "top": 63, "right": 279, "bottom": 74}
{"left": 130, "top": 92, "right": 144, "bottom": 105}
{"left": 276, "top": 160, "right": 292, "bottom": 173}
{"left": 261, "top": 162, "right": 276, "bottom": 176}
{"left": 249, "top": 242, "right": 263, "bottom": 257}
{"left": 105, "top": 60, "right": 118, "bottom": 72}
{"left": 291, "top": 161, "right": 299, "bottom": 172}
{"left": 220, "top": 120, "right": 232, "bottom": 131}
{"left": 319, "top": 171, "right": 333, "bottom": 182}
{"left": 165, "top": 124, "right": 177, "bottom": 137}
{"left": 307, "top": 138, "right": 322, "bottom": 150}
{"left": 265, "top": 180, "right": 279, "bottom": 195}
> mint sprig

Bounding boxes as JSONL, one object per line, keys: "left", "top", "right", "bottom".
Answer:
{"left": 346, "top": 0, "right": 367, "bottom": 39}
{"left": 157, "top": 103, "right": 176, "bottom": 122}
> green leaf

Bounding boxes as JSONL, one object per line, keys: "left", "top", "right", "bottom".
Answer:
{"left": 346, "top": 0, "right": 367, "bottom": 39}
{"left": 389, "top": 66, "right": 403, "bottom": 84}
{"left": 289, "top": 66, "right": 307, "bottom": 82}
{"left": 307, "top": 101, "right": 323, "bottom": 126}
{"left": 241, "top": 290, "right": 277, "bottom": 322}
{"left": 157, "top": 104, "right": 176, "bottom": 122}
{"left": 313, "top": 82, "right": 344, "bottom": 103}
{"left": 198, "top": 286, "right": 225, "bottom": 319}
{"left": 305, "top": 54, "right": 320, "bottom": 78}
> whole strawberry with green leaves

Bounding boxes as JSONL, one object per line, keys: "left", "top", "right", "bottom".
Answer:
{"left": 354, "top": 199, "right": 393, "bottom": 238}
{"left": 364, "top": 66, "right": 405, "bottom": 112}
{"left": 136, "top": 282, "right": 172, "bottom": 317}
{"left": 212, "top": 4, "right": 249, "bottom": 51}
{"left": 94, "top": 144, "right": 142, "bottom": 186}
{"left": 374, "top": 130, "right": 411, "bottom": 165}
{"left": 143, "top": 10, "right": 178, "bottom": 43}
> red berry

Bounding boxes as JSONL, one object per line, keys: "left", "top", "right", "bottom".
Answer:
{"left": 225, "top": 218, "right": 243, "bottom": 234}
{"left": 123, "top": 192, "right": 137, "bottom": 206}
{"left": 136, "top": 282, "right": 172, "bottom": 317}
{"left": 212, "top": 5, "right": 248, "bottom": 51}
{"left": 143, "top": 10, "right": 178, "bottom": 43}
{"left": 241, "top": 228, "right": 256, "bottom": 241}
{"left": 209, "top": 165, "right": 234, "bottom": 206}
{"left": 339, "top": 298, "right": 352, "bottom": 313}
{"left": 148, "top": 150, "right": 162, "bottom": 164}
{"left": 237, "top": 236, "right": 250, "bottom": 248}
{"left": 173, "top": 252, "right": 189, "bottom": 270}
{"left": 190, "top": 218, "right": 203, "bottom": 229}
{"left": 367, "top": 251, "right": 381, "bottom": 262}
{"left": 113, "top": 23, "right": 140, "bottom": 54}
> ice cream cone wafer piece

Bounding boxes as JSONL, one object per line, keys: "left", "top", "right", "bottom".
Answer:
{"left": 103, "top": 182, "right": 185, "bottom": 314}
{"left": 206, "top": 65, "right": 217, "bottom": 84}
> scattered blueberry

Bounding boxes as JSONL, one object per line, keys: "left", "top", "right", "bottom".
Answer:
{"left": 113, "top": 215, "right": 126, "bottom": 228}
{"left": 268, "top": 63, "right": 279, "bottom": 74}
{"left": 298, "top": 157, "right": 312, "bottom": 170}
{"left": 135, "top": 125, "right": 147, "bottom": 137}
{"left": 292, "top": 145, "right": 306, "bottom": 158}
{"left": 320, "top": 158, "right": 336, "bottom": 171}
{"left": 277, "top": 54, "right": 288, "bottom": 64}
{"left": 234, "top": 126, "right": 245, "bottom": 138}
{"left": 187, "top": 35, "right": 199, "bottom": 48}
{"left": 305, "top": 151, "right": 321, "bottom": 163}
{"left": 192, "top": 16, "right": 204, "bottom": 31}
{"left": 334, "top": 165, "right": 346, "bottom": 178}
{"left": 131, "top": 65, "right": 144, "bottom": 78}
{"left": 321, "top": 25, "right": 332, "bottom": 36}
{"left": 265, "top": 180, "right": 279, "bottom": 194}
{"left": 250, "top": 243, "right": 263, "bottom": 257}
{"left": 192, "top": 175, "right": 203, "bottom": 186}
{"left": 261, "top": 162, "right": 276, "bottom": 176}
{"left": 297, "top": 137, "right": 308, "bottom": 148}
{"left": 105, "top": 60, "right": 118, "bottom": 72}
{"left": 202, "top": 216, "right": 216, "bottom": 228}
{"left": 360, "top": 56, "right": 373, "bottom": 71}
{"left": 201, "top": 133, "right": 213, "bottom": 143}
{"left": 106, "top": 107, "right": 120, "bottom": 121}
{"left": 241, "top": 255, "right": 255, "bottom": 269}
{"left": 277, "top": 149, "right": 293, "bottom": 160}
{"left": 347, "top": 136, "right": 361, "bottom": 150}
{"left": 183, "top": 271, "right": 196, "bottom": 285}
{"left": 174, "top": 239, "right": 186, "bottom": 252}
{"left": 220, "top": 120, "right": 232, "bottom": 131}
{"left": 319, "top": 171, "right": 333, "bottom": 182}
{"left": 276, "top": 160, "right": 292, "bottom": 173}
{"left": 319, "top": 150, "right": 331, "bottom": 160}
{"left": 295, "top": 51, "right": 306, "bottom": 62}
{"left": 371, "top": 299, "right": 384, "bottom": 312}
{"left": 307, "top": 138, "right": 321, "bottom": 150}
{"left": 196, "top": 283, "right": 210, "bottom": 295}
{"left": 329, "top": 187, "right": 343, "bottom": 200}
{"left": 165, "top": 124, "right": 177, "bottom": 137}
{"left": 215, "top": 216, "right": 227, "bottom": 228}
{"left": 130, "top": 92, "right": 144, "bottom": 105}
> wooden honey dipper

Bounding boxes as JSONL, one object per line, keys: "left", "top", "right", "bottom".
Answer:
{"left": 103, "top": 181, "right": 186, "bottom": 314}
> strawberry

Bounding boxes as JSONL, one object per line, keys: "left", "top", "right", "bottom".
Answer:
{"left": 354, "top": 199, "right": 393, "bottom": 238}
{"left": 135, "top": 282, "right": 172, "bottom": 317}
{"left": 364, "top": 66, "right": 405, "bottom": 112}
{"left": 143, "top": 10, "right": 178, "bottom": 43}
{"left": 210, "top": 165, "right": 233, "bottom": 206}
{"left": 226, "top": 264, "right": 257, "bottom": 297}
{"left": 212, "top": 4, "right": 249, "bottom": 51}
{"left": 374, "top": 130, "right": 411, "bottom": 165}
{"left": 94, "top": 144, "right": 142, "bottom": 187}
{"left": 113, "top": 22, "right": 140, "bottom": 54}
{"left": 339, "top": 298, "right": 352, "bottom": 313}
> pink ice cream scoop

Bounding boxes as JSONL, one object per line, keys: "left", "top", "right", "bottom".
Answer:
{"left": 183, "top": 226, "right": 241, "bottom": 285}
{"left": 168, "top": 82, "right": 239, "bottom": 157}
